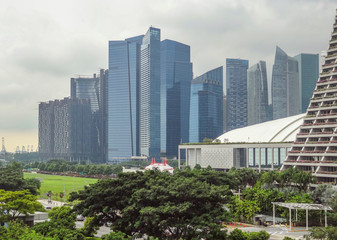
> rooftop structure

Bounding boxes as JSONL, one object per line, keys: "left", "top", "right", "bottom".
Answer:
{"left": 217, "top": 114, "right": 305, "bottom": 143}
{"left": 145, "top": 158, "right": 174, "bottom": 173}
{"left": 282, "top": 10, "right": 337, "bottom": 184}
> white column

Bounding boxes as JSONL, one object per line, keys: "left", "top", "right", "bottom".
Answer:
{"left": 195, "top": 148, "right": 197, "bottom": 165}
{"left": 259, "top": 148, "right": 261, "bottom": 173}
{"left": 246, "top": 148, "right": 249, "bottom": 168}
{"left": 325, "top": 209, "right": 328, "bottom": 227}
{"left": 271, "top": 147, "right": 274, "bottom": 170}
{"left": 273, "top": 203, "right": 275, "bottom": 227}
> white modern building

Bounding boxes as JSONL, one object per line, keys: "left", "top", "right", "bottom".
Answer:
{"left": 178, "top": 114, "right": 305, "bottom": 171}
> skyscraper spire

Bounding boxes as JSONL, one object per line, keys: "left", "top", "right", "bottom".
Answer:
{"left": 282, "top": 10, "right": 337, "bottom": 184}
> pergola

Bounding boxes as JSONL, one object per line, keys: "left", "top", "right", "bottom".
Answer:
{"left": 272, "top": 202, "right": 332, "bottom": 230}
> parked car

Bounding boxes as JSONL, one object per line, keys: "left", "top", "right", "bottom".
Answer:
{"left": 77, "top": 215, "right": 85, "bottom": 221}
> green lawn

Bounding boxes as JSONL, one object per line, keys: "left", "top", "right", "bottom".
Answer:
{"left": 24, "top": 172, "right": 98, "bottom": 201}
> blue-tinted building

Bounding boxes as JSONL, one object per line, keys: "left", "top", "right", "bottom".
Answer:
{"left": 140, "top": 27, "right": 161, "bottom": 159}
{"left": 272, "top": 46, "right": 300, "bottom": 120}
{"left": 247, "top": 61, "right": 268, "bottom": 126}
{"left": 189, "top": 67, "right": 223, "bottom": 143}
{"left": 71, "top": 72, "right": 107, "bottom": 162}
{"left": 294, "top": 53, "right": 319, "bottom": 113}
{"left": 226, "top": 58, "right": 249, "bottom": 131}
{"left": 160, "top": 39, "right": 193, "bottom": 158}
{"left": 108, "top": 35, "right": 143, "bottom": 163}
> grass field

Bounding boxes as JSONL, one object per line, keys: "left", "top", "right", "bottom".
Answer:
{"left": 24, "top": 172, "right": 98, "bottom": 201}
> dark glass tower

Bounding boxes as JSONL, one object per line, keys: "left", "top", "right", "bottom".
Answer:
{"left": 247, "top": 61, "right": 268, "bottom": 125}
{"left": 189, "top": 67, "right": 223, "bottom": 143}
{"left": 108, "top": 35, "right": 143, "bottom": 163}
{"left": 70, "top": 71, "right": 108, "bottom": 163}
{"left": 160, "top": 39, "right": 193, "bottom": 158}
{"left": 294, "top": 53, "right": 319, "bottom": 113}
{"left": 226, "top": 58, "right": 249, "bottom": 131}
{"left": 140, "top": 27, "right": 161, "bottom": 159}
{"left": 272, "top": 46, "right": 300, "bottom": 120}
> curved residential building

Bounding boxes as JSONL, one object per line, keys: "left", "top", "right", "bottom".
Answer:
{"left": 282, "top": 10, "right": 337, "bottom": 184}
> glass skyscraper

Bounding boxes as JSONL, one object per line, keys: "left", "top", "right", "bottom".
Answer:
{"left": 189, "top": 67, "right": 223, "bottom": 143}
{"left": 160, "top": 39, "right": 192, "bottom": 158}
{"left": 108, "top": 35, "right": 143, "bottom": 163}
{"left": 272, "top": 46, "right": 300, "bottom": 120}
{"left": 294, "top": 53, "right": 319, "bottom": 113}
{"left": 70, "top": 73, "right": 105, "bottom": 162}
{"left": 226, "top": 58, "right": 249, "bottom": 131}
{"left": 140, "top": 27, "right": 161, "bottom": 159}
{"left": 247, "top": 61, "right": 268, "bottom": 126}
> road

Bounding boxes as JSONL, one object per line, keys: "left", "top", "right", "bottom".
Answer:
{"left": 235, "top": 225, "right": 309, "bottom": 240}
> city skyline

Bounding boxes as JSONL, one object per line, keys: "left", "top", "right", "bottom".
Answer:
{"left": 0, "top": 1, "right": 336, "bottom": 151}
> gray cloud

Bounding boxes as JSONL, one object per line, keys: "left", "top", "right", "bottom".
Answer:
{"left": 0, "top": 0, "right": 336, "bottom": 135}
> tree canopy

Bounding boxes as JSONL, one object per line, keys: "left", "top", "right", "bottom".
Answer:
{"left": 70, "top": 169, "right": 232, "bottom": 239}
{"left": 0, "top": 190, "right": 44, "bottom": 223}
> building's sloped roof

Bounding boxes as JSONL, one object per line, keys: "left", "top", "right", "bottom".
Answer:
{"left": 217, "top": 114, "right": 306, "bottom": 143}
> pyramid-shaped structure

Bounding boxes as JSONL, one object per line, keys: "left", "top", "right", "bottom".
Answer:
{"left": 282, "top": 10, "right": 337, "bottom": 184}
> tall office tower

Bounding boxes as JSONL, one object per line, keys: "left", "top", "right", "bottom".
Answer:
{"left": 70, "top": 70, "right": 108, "bottom": 163}
{"left": 38, "top": 98, "right": 91, "bottom": 161}
{"left": 294, "top": 53, "right": 319, "bottom": 113}
{"left": 140, "top": 27, "right": 161, "bottom": 159}
{"left": 160, "top": 39, "right": 193, "bottom": 158}
{"left": 226, "top": 58, "right": 249, "bottom": 131}
{"left": 282, "top": 10, "right": 337, "bottom": 184}
{"left": 247, "top": 61, "right": 268, "bottom": 126}
{"left": 189, "top": 67, "right": 223, "bottom": 143}
{"left": 272, "top": 46, "right": 300, "bottom": 120}
{"left": 108, "top": 35, "right": 143, "bottom": 164}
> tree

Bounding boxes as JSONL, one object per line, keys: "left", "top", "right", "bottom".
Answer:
{"left": 101, "top": 231, "right": 132, "bottom": 240}
{"left": 33, "top": 206, "right": 85, "bottom": 240}
{"left": 0, "top": 190, "right": 44, "bottom": 223}
{"left": 0, "top": 220, "right": 57, "bottom": 240}
{"left": 0, "top": 162, "right": 25, "bottom": 191}
{"left": 228, "top": 197, "right": 261, "bottom": 223}
{"left": 70, "top": 170, "right": 229, "bottom": 239}
{"left": 309, "top": 227, "right": 327, "bottom": 240}
{"left": 23, "top": 178, "right": 41, "bottom": 196}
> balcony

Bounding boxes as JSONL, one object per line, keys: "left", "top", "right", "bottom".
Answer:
{"left": 325, "top": 53, "right": 337, "bottom": 60}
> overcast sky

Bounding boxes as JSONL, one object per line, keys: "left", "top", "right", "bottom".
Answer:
{"left": 0, "top": 0, "right": 336, "bottom": 152}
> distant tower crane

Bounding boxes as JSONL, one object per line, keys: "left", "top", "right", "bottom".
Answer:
{"left": 1, "top": 137, "right": 5, "bottom": 153}
{"left": 15, "top": 146, "right": 20, "bottom": 154}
